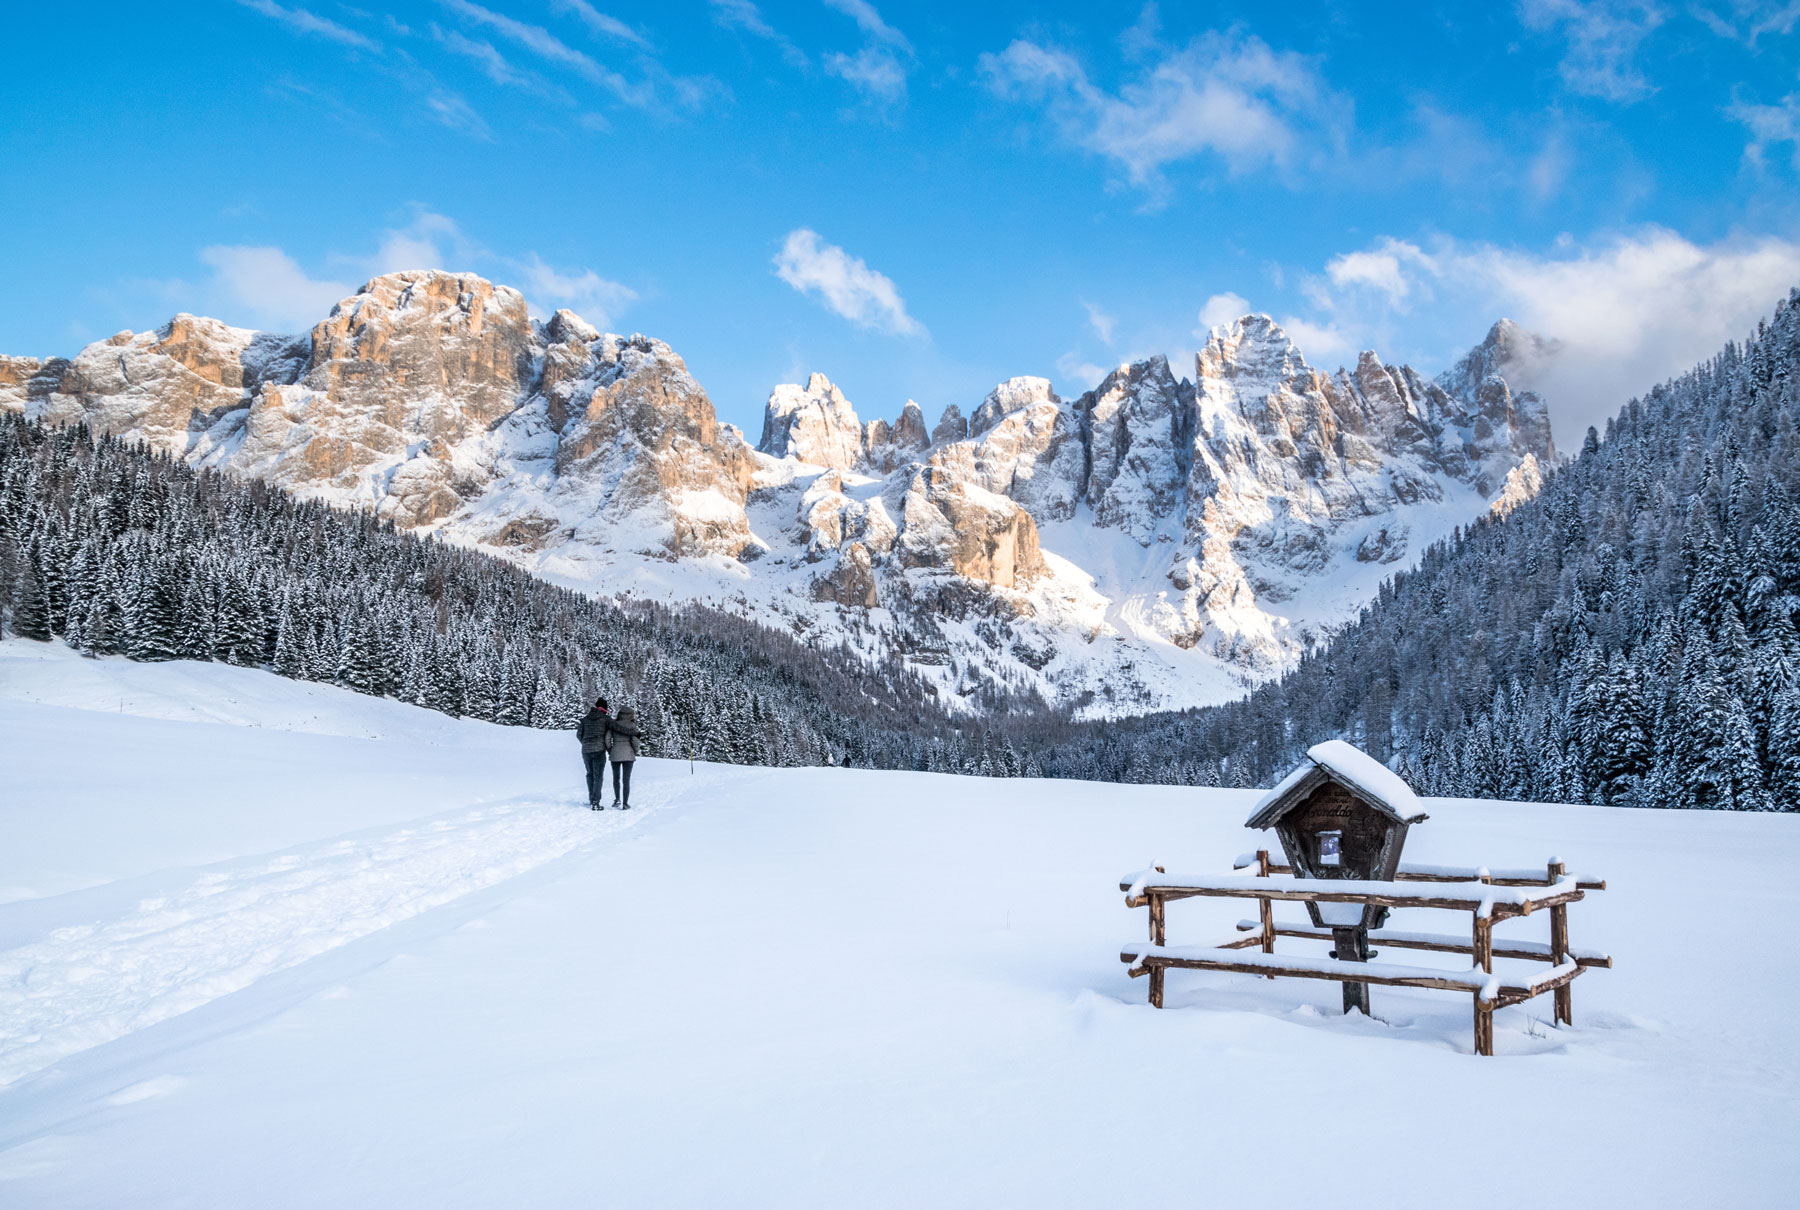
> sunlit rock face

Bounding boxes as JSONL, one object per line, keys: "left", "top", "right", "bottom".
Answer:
{"left": 757, "top": 373, "right": 865, "bottom": 471}
{"left": 1, "top": 277, "right": 1556, "bottom": 714}
{"left": 0, "top": 272, "right": 758, "bottom": 555}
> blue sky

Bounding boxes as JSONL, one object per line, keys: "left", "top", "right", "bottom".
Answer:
{"left": 3, "top": 1, "right": 1799, "bottom": 440}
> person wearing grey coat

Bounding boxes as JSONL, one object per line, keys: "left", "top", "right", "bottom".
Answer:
{"left": 604, "top": 706, "right": 643, "bottom": 808}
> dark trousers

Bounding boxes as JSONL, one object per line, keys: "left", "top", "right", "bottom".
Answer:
{"left": 583, "top": 752, "right": 606, "bottom": 804}
{"left": 611, "top": 758, "right": 633, "bottom": 804}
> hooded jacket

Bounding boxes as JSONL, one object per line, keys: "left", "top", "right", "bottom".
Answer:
{"left": 605, "top": 707, "right": 643, "bottom": 762}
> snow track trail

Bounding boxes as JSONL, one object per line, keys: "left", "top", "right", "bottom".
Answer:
{"left": 0, "top": 796, "right": 645, "bottom": 1087}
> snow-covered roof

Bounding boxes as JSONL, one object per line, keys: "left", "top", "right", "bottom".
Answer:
{"left": 1245, "top": 740, "right": 1429, "bottom": 829}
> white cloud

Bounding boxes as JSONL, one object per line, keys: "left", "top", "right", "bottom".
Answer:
{"left": 1303, "top": 227, "right": 1800, "bottom": 436}
{"left": 236, "top": 0, "right": 378, "bottom": 50}
{"left": 432, "top": 26, "right": 573, "bottom": 104}
{"left": 979, "top": 31, "right": 1335, "bottom": 194}
{"left": 1324, "top": 239, "right": 1434, "bottom": 304}
{"left": 366, "top": 212, "right": 479, "bottom": 274}
{"left": 1527, "top": 129, "right": 1572, "bottom": 200}
{"left": 1084, "top": 301, "right": 1118, "bottom": 344}
{"left": 825, "top": 46, "right": 907, "bottom": 104}
{"left": 773, "top": 229, "right": 924, "bottom": 336}
{"left": 438, "top": 0, "right": 645, "bottom": 105}
{"left": 1517, "top": 0, "right": 1665, "bottom": 102}
{"left": 709, "top": 0, "right": 808, "bottom": 67}
{"left": 823, "top": 0, "right": 910, "bottom": 50}
{"left": 1054, "top": 351, "right": 1112, "bottom": 393}
{"left": 1196, "top": 292, "right": 1250, "bottom": 331}
{"left": 179, "top": 213, "right": 635, "bottom": 332}
{"left": 1731, "top": 89, "right": 1800, "bottom": 170}
{"left": 1275, "top": 316, "right": 1354, "bottom": 362}
{"left": 820, "top": 1, "right": 912, "bottom": 108}
{"left": 423, "top": 91, "right": 493, "bottom": 139}
{"left": 509, "top": 253, "right": 637, "bottom": 327}
{"left": 195, "top": 246, "right": 353, "bottom": 330}
{"left": 549, "top": 0, "right": 649, "bottom": 48}
{"left": 1692, "top": 1, "right": 1800, "bottom": 42}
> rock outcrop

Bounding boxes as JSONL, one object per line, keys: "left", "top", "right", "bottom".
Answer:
{"left": 3, "top": 271, "right": 756, "bottom": 557}
{"left": 1, "top": 272, "right": 1558, "bottom": 715}
{"left": 757, "top": 373, "right": 865, "bottom": 471}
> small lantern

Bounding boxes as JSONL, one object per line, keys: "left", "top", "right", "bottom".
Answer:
{"left": 1246, "top": 741, "right": 1429, "bottom": 1013}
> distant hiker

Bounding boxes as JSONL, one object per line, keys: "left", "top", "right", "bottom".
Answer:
{"left": 606, "top": 706, "right": 643, "bottom": 809}
{"left": 577, "top": 697, "right": 611, "bottom": 810}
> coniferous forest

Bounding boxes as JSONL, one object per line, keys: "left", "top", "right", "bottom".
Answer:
{"left": 0, "top": 417, "right": 999, "bottom": 768}
{"left": 1025, "top": 288, "right": 1800, "bottom": 809}
{"left": 3, "top": 288, "right": 1798, "bottom": 808}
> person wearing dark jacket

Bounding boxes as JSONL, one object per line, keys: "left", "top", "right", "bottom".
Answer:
{"left": 576, "top": 698, "right": 611, "bottom": 810}
{"left": 605, "top": 706, "right": 643, "bottom": 809}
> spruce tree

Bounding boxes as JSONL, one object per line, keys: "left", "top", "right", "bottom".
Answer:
{"left": 11, "top": 560, "right": 52, "bottom": 641}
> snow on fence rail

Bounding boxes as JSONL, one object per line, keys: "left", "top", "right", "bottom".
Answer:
{"left": 1119, "top": 853, "right": 1609, "bottom": 1056}
{"left": 1230, "top": 853, "right": 1608, "bottom": 891}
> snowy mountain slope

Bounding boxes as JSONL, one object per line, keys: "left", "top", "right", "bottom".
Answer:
{"left": 0, "top": 271, "right": 1554, "bottom": 717}
{"left": 1, "top": 647, "right": 1795, "bottom": 1208}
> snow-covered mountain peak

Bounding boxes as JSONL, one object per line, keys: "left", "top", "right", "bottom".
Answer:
{"left": 972, "top": 376, "right": 1058, "bottom": 436}
{"left": 0, "top": 270, "right": 1559, "bottom": 718}
{"left": 1197, "top": 313, "right": 1316, "bottom": 390}
{"left": 758, "top": 372, "right": 864, "bottom": 469}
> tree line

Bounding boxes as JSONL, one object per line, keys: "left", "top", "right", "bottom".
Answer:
{"left": 5, "top": 285, "right": 1798, "bottom": 808}
{"left": 0, "top": 416, "right": 1007, "bottom": 770}
{"left": 1013, "top": 288, "right": 1800, "bottom": 810}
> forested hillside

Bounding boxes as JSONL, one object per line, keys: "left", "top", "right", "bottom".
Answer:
{"left": 1037, "top": 288, "right": 1800, "bottom": 809}
{"left": 0, "top": 416, "right": 1033, "bottom": 768}
{"left": 7, "top": 288, "right": 1798, "bottom": 807}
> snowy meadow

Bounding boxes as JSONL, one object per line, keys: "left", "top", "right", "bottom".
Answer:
{"left": 1, "top": 640, "right": 1797, "bottom": 1208}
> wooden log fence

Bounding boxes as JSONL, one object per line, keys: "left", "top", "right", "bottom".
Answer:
{"left": 1121, "top": 852, "right": 1610, "bottom": 1056}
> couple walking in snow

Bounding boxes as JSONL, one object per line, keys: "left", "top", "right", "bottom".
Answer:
{"left": 577, "top": 698, "right": 643, "bottom": 810}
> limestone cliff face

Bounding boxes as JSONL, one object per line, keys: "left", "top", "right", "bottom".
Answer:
{"left": 232, "top": 273, "right": 533, "bottom": 524}
{"left": 1080, "top": 356, "right": 1192, "bottom": 542}
{"left": 892, "top": 464, "right": 1043, "bottom": 589}
{"left": 758, "top": 373, "right": 865, "bottom": 471}
{"left": 1, "top": 275, "right": 1559, "bottom": 713}
{"left": 863, "top": 399, "right": 929, "bottom": 473}
{"left": 776, "top": 314, "right": 1556, "bottom": 679}
{"left": 9, "top": 316, "right": 306, "bottom": 452}
{"left": 1, "top": 271, "right": 756, "bottom": 557}
{"left": 547, "top": 327, "right": 756, "bottom": 557}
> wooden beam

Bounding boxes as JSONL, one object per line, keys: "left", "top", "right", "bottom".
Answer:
{"left": 1120, "top": 954, "right": 1484, "bottom": 993}
{"left": 1126, "top": 883, "right": 1584, "bottom": 916}
{"left": 1117, "top": 950, "right": 1584, "bottom": 1004}
{"left": 1493, "top": 964, "right": 1584, "bottom": 1008}
{"left": 1235, "top": 858, "right": 1605, "bottom": 891}
{"left": 1237, "top": 921, "right": 1611, "bottom": 967}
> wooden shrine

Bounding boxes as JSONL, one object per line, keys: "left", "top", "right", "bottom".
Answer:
{"left": 1244, "top": 741, "right": 1430, "bottom": 1012}
{"left": 1118, "top": 742, "right": 1612, "bottom": 1056}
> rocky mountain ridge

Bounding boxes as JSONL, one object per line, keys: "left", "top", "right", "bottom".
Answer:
{"left": 1, "top": 270, "right": 1555, "bottom": 715}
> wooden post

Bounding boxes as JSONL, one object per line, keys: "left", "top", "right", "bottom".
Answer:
{"left": 1333, "top": 928, "right": 1371, "bottom": 1015}
{"left": 1548, "top": 860, "right": 1572, "bottom": 1026}
{"left": 1472, "top": 912, "right": 1494, "bottom": 1056}
{"left": 1256, "top": 849, "right": 1275, "bottom": 977}
{"left": 1148, "top": 890, "right": 1166, "bottom": 1009}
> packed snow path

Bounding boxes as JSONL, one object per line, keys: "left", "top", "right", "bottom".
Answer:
{"left": 0, "top": 795, "right": 644, "bottom": 1087}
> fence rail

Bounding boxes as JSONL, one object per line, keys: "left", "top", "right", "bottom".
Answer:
{"left": 1121, "top": 852, "right": 1609, "bottom": 1056}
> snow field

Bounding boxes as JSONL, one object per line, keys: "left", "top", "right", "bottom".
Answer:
{"left": 0, "top": 794, "right": 634, "bottom": 1087}
{"left": 1, "top": 641, "right": 1798, "bottom": 1208}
